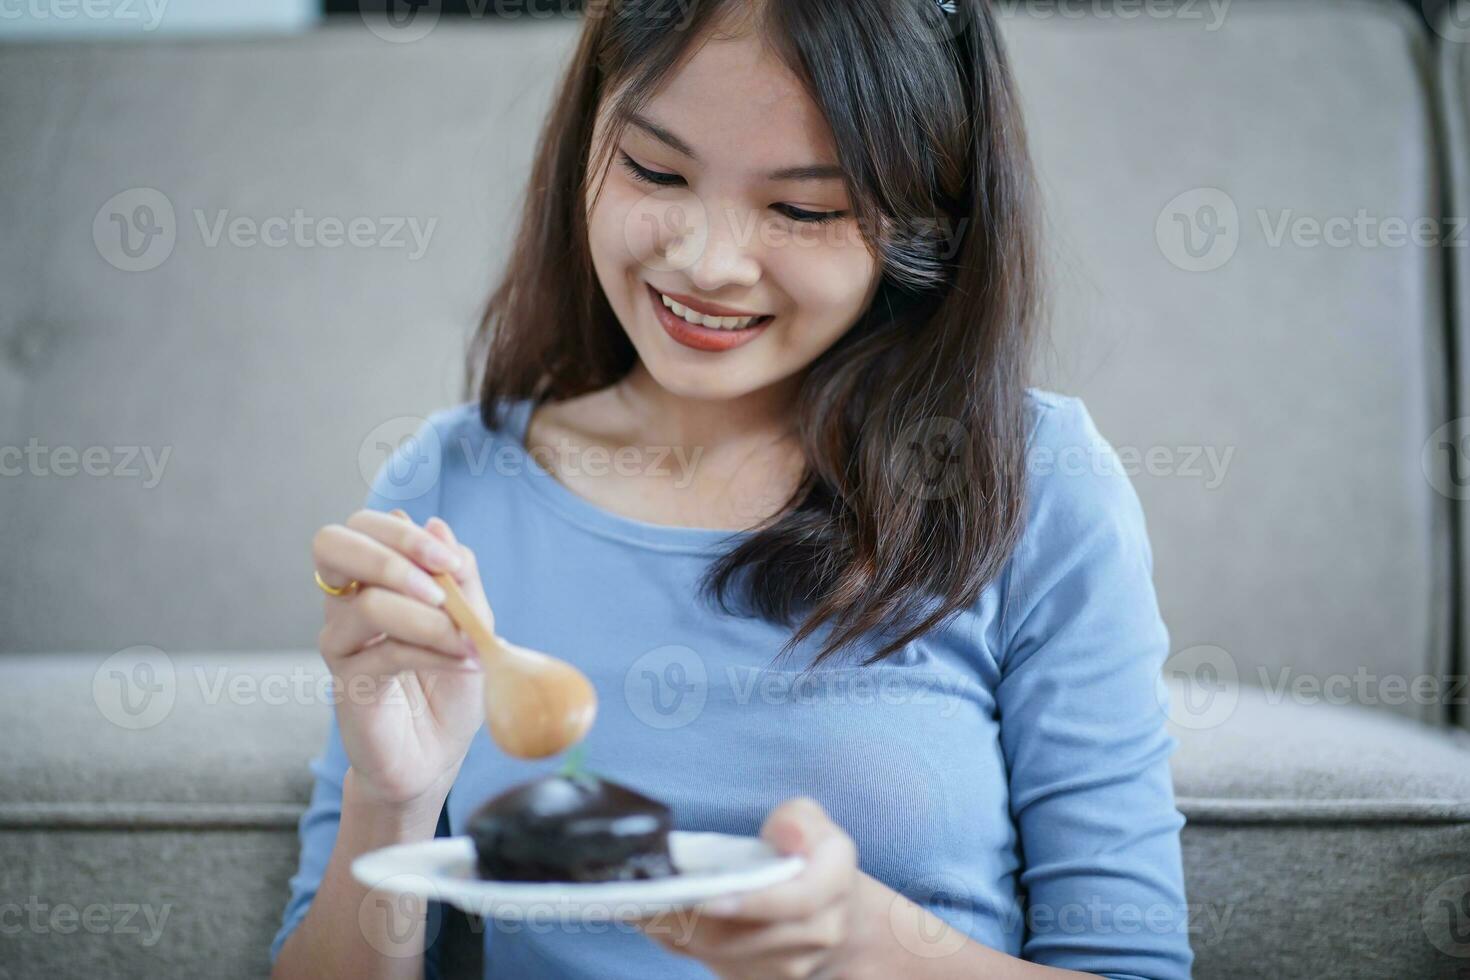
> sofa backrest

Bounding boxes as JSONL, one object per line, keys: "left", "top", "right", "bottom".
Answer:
{"left": 0, "top": 0, "right": 1456, "bottom": 724}
{"left": 1438, "top": 2, "right": 1470, "bottom": 736}
{"left": 1013, "top": 0, "right": 1454, "bottom": 726}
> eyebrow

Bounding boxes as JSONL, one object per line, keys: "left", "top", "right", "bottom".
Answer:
{"left": 625, "top": 111, "right": 846, "bottom": 183}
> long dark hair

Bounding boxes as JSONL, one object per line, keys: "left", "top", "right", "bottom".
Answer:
{"left": 468, "top": 0, "right": 1042, "bottom": 672}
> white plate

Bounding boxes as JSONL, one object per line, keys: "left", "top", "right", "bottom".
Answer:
{"left": 351, "top": 832, "right": 805, "bottom": 920}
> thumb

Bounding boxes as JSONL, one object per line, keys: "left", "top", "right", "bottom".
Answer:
{"left": 761, "top": 796, "right": 832, "bottom": 857}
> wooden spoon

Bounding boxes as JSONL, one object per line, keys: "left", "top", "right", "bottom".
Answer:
{"left": 389, "top": 509, "right": 597, "bottom": 759}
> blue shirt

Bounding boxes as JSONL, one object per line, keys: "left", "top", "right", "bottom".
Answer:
{"left": 270, "top": 388, "right": 1194, "bottom": 980}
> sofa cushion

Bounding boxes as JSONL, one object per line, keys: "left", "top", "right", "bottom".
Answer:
{"left": 0, "top": 651, "right": 328, "bottom": 979}
{"left": 1164, "top": 674, "right": 1470, "bottom": 978}
{"left": 1167, "top": 672, "right": 1470, "bottom": 817}
{"left": 0, "top": 650, "right": 328, "bottom": 814}
{"left": 4, "top": 652, "right": 1469, "bottom": 979}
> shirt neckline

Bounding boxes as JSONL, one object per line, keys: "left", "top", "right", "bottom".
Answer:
{"left": 499, "top": 397, "right": 758, "bottom": 555}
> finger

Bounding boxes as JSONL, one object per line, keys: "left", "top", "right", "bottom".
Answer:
{"left": 705, "top": 949, "right": 831, "bottom": 980}
{"left": 642, "top": 926, "right": 834, "bottom": 980}
{"left": 349, "top": 507, "right": 463, "bottom": 575}
{"left": 345, "top": 637, "right": 484, "bottom": 677}
{"left": 315, "top": 567, "right": 357, "bottom": 593}
{"left": 426, "top": 515, "right": 456, "bottom": 547}
{"left": 426, "top": 516, "right": 484, "bottom": 591}
{"left": 665, "top": 914, "right": 837, "bottom": 962}
{"left": 424, "top": 518, "right": 475, "bottom": 586}
{"left": 321, "top": 586, "right": 476, "bottom": 661}
{"left": 424, "top": 517, "right": 493, "bottom": 627}
{"left": 701, "top": 797, "right": 856, "bottom": 922}
{"left": 711, "top": 835, "right": 855, "bottom": 922}
{"left": 634, "top": 900, "right": 736, "bottom": 947}
{"left": 313, "top": 521, "right": 446, "bottom": 607}
{"left": 762, "top": 797, "right": 829, "bottom": 856}
{"left": 310, "top": 523, "right": 357, "bottom": 593}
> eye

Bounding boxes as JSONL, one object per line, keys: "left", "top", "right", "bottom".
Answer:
{"left": 618, "top": 152, "right": 849, "bottom": 225}
{"left": 774, "top": 204, "right": 847, "bottom": 225}
{"left": 619, "top": 152, "right": 684, "bottom": 188}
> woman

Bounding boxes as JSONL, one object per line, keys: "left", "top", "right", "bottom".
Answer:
{"left": 271, "top": 0, "right": 1194, "bottom": 977}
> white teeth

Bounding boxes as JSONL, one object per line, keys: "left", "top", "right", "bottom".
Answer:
{"left": 659, "top": 291, "right": 763, "bottom": 330}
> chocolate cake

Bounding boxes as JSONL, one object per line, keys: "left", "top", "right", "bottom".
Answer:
{"left": 468, "top": 772, "right": 677, "bottom": 883}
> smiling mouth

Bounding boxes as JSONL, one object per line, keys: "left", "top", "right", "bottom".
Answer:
{"left": 648, "top": 285, "right": 774, "bottom": 331}
{"left": 646, "top": 283, "right": 774, "bottom": 352}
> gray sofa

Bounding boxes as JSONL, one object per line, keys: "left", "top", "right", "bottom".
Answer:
{"left": 4, "top": 1, "right": 1470, "bottom": 977}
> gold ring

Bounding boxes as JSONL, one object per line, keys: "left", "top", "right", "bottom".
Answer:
{"left": 315, "top": 569, "right": 360, "bottom": 597}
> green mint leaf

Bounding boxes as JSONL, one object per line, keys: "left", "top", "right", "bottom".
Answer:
{"left": 558, "top": 744, "right": 586, "bottom": 779}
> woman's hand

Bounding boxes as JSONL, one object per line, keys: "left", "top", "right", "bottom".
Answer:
{"left": 635, "top": 797, "right": 874, "bottom": 980}
{"left": 311, "top": 508, "right": 490, "bottom": 814}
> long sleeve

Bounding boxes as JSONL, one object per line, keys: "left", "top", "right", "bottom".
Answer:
{"left": 996, "top": 395, "right": 1194, "bottom": 980}
{"left": 268, "top": 713, "right": 350, "bottom": 965}
{"left": 267, "top": 713, "right": 459, "bottom": 978}
{"left": 268, "top": 412, "right": 457, "bottom": 970}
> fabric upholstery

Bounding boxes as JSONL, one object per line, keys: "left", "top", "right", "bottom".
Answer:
{"left": 2, "top": 1, "right": 1466, "bottom": 978}
{"left": 0, "top": 1, "right": 1453, "bottom": 725}
{"left": 1437, "top": 2, "right": 1470, "bottom": 738}
{"left": 1011, "top": 0, "right": 1452, "bottom": 725}
{"left": 4, "top": 652, "right": 1470, "bottom": 978}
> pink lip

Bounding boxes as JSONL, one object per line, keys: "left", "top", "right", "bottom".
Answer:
{"left": 647, "top": 283, "right": 771, "bottom": 353}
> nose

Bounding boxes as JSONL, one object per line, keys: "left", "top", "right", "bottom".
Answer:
{"left": 682, "top": 197, "right": 761, "bottom": 293}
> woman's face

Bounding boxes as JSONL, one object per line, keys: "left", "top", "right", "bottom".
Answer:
{"left": 585, "top": 29, "right": 881, "bottom": 403}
